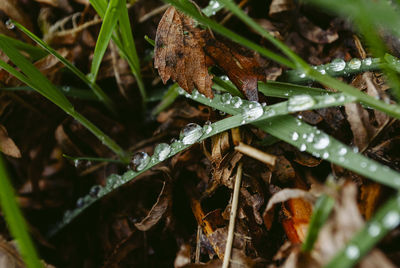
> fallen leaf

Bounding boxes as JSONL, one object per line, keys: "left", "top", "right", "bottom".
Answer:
{"left": 154, "top": 7, "right": 213, "bottom": 98}
{"left": 0, "top": 124, "right": 21, "bottom": 158}
{"left": 134, "top": 179, "right": 172, "bottom": 231}
{"left": 269, "top": 0, "right": 295, "bottom": 17}
{"left": 298, "top": 16, "right": 338, "bottom": 44}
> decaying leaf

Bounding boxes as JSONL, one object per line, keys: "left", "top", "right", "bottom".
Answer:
{"left": 134, "top": 179, "right": 172, "bottom": 231}
{"left": 155, "top": 6, "right": 269, "bottom": 101}
{"left": 269, "top": 0, "right": 295, "bottom": 17}
{"left": 155, "top": 7, "right": 213, "bottom": 98}
{"left": 298, "top": 16, "right": 338, "bottom": 44}
{"left": 0, "top": 124, "right": 21, "bottom": 158}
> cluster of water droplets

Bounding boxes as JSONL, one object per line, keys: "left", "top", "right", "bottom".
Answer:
{"left": 295, "top": 58, "right": 376, "bottom": 80}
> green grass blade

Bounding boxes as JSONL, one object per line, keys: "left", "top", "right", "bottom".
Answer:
{"left": 0, "top": 35, "right": 73, "bottom": 110}
{"left": 1, "top": 86, "right": 98, "bottom": 101}
{"left": 62, "top": 154, "right": 123, "bottom": 164}
{"left": 11, "top": 22, "right": 116, "bottom": 113}
{"left": 116, "top": 0, "right": 147, "bottom": 101}
{"left": 324, "top": 193, "right": 400, "bottom": 268}
{"left": 202, "top": 0, "right": 225, "bottom": 17}
{"left": 0, "top": 34, "right": 47, "bottom": 61}
{"left": 89, "top": 0, "right": 121, "bottom": 83}
{"left": 151, "top": 84, "right": 180, "bottom": 116}
{"left": 90, "top": 0, "right": 147, "bottom": 103}
{"left": 0, "top": 155, "right": 43, "bottom": 268}
{"left": 258, "top": 81, "right": 327, "bottom": 98}
{"left": 48, "top": 90, "right": 364, "bottom": 236}
{"left": 0, "top": 41, "right": 127, "bottom": 161}
{"left": 302, "top": 194, "right": 335, "bottom": 252}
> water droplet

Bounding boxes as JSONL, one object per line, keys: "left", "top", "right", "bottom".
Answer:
{"left": 154, "top": 143, "right": 171, "bottom": 161}
{"left": 221, "top": 93, "right": 232, "bottom": 104}
{"left": 346, "top": 245, "right": 360, "bottom": 259}
{"left": 5, "top": 19, "right": 15, "bottom": 30}
{"left": 338, "top": 147, "right": 347, "bottom": 156}
{"left": 221, "top": 75, "right": 229, "bottom": 81}
{"left": 76, "top": 197, "right": 85, "bottom": 208}
{"left": 131, "top": 152, "right": 150, "bottom": 171}
{"left": 300, "top": 144, "right": 307, "bottom": 151}
{"left": 62, "top": 86, "right": 71, "bottom": 92}
{"left": 322, "top": 152, "right": 329, "bottom": 159}
{"left": 291, "top": 132, "right": 299, "bottom": 141}
{"left": 313, "top": 134, "right": 330, "bottom": 150}
{"left": 203, "top": 121, "right": 213, "bottom": 135}
{"left": 316, "top": 65, "right": 326, "bottom": 75}
{"left": 180, "top": 123, "right": 203, "bottom": 145}
{"left": 242, "top": 101, "right": 264, "bottom": 121}
{"left": 170, "top": 139, "right": 183, "bottom": 151}
{"left": 368, "top": 223, "right": 381, "bottom": 237}
{"left": 306, "top": 133, "right": 315, "bottom": 143}
{"left": 288, "top": 95, "right": 316, "bottom": 112}
{"left": 360, "top": 162, "right": 367, "bottom": 168}
{"left": 299, "top": 72, "right": 306, "bottom": 78}
{"left": 348, "top": 58, "right": 361, "bottom": 70}
{"left": 382, "top": 211, "right": 400, "bottom": 229}
{"left": 231, "top": 96, "right": 243, "bottom": 108}
{"left": 89, "top": 185, "right": 102, "bottom": 197}
{"left": 329, "top": 58, "right": 346, "bottom": 72}
{"left": 74, "top": 159, "right": 81, "bottom": 168}
{"left": 323, "top": 95, "right": 336, "bottom": 105}
{"left": 178, "top": 88, "right": 185, "bottom": 94}
{"left": 363, "top": 57, "right": 372, "bottom": 66}
{"left": 368, "top": 164, "right": 377, "bottom": 172}
{"left": 211, "top": 0, "right": 220, "bottom": 9}
{"left": 191, "top": 89, "right": 199, "bottom": 99}
{"left": 353, "top": 147, "right": 359, "bottom": 153}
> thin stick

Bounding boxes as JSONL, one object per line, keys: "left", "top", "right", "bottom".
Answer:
{"left": 195, "top": 225, "right": 201, "bottom": 263}
{"left": 235, "top": 142, "right": 276, "bottom": 166}
{"left": 222, "top": 162, "right": 243, "bottom": 268}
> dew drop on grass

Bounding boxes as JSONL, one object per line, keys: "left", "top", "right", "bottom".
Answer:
{"left": 322, "top": 152, "right": 329, "bottom": 159}
{"left": 180, "top": 123, "right": 203, "bottom": 145}
{"left": 131, "top": 152, "right": 150, "bottom": 171}
{"left": 231, "top": 96, "right": 242, "bottom": 108}
{"left": 89, "top": 185, "right": 102, "bottom": 197}
{"left": 5, "top": 19, "right": 15, "bottom": 30}
{"left": 178, "top": 88, "right": 185, "bottom": 95}
{"left": 291, "top": 132, "right": 299, "bottom": 141}
{"left": 345, "top": 245, "right": 360, "bottom": 259}
{"left": 306, "top": 133, "right": 315, "bottom": 143}
{"left": 368, "top": 223, "right": 381, "bottom": 237}
{"left": 299, "top": 72, "right": 306, "bottom": 78}
{"left": 191, "top": 89, "right": 199, "bottom": 99}
{"left": 348, "top": 58, "right": 361, "bottom": 70}
{"left": 170, "top": 139, "right": 183, "bottom": 151}
{"left": 338, "top": 147, "right": 348, "bottom": 156}
{"left": 382, "top": 211, "right": 400, "bottom": 229}
{"left": 288, "top": 95, "right": 315, "bottom": 112}
{"left": 242, "top": 101, "right": 263, "bottom": 121}
{"left": 76, "top": 197, "right": 85, "bottom": 208}
{"left": 329, "top": 58, "right": 346, "bottom": 72}
{"left": 74, "top": 159, "right": 81, "bottom": 168}
{"left": 313, "top": 134, "right": 330, "bottom": 150}
{"left": 203, "top": 121, "right": 213, "bottom": 135}
{"left": 154, "top": 143, "right": 171, "bottom": 161}
{"left": 363, "top": 57, "right": 372, "bottom": 66}
{"left": 221, "top": 93, "right": 232, "bottom": 104}
{"left": 300, "top": 144, "right": 307, "bottom": 151}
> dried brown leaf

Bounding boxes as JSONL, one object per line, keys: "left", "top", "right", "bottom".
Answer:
{"left": 134, "top": 179, "right": 172, "bottom": 231}
{"left": 0, "top": 124, "right": 21, "bottom": 158}
{"left": 154, "top": 7, "right": 213, "bottom": 98}
{"left": 298, "top": 16, "right": 338, "bottom": 44}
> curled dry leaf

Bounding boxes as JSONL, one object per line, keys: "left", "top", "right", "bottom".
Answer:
{"left": 269, "top": 0, "right": 295, "bottom": 16}
{"left": 134, "top": 179, "right": 172, "bottom": 231}
{"left": 155, "top": 7, "right": 213, "bottom": 98}
{"left": 0, "top": 124, "right": 21, "bottom": 158}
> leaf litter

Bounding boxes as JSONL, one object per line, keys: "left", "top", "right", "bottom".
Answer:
{"left": 1, "top": 0, "right": 400, "bottom": 267}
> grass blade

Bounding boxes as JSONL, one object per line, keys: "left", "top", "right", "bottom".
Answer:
{"left": 1, "top": 86, "right": 98, "bottom": 101}
{"left": 325, "top": 193, "right": 400, "bottom": 268}
{"left": 89, "top": 0, "right": 122, "bottom": 83}
{"left": 0, "top": 34, "right": 47, "bottom": 61}
{"left": 48, "top": 89, "right": 366, "bottom": 236}
{"left": 0, "top": 155, "right": 43, "bottom": 268}
{"left": 11, "top": 22, "right": 116, "bottom": 113}
{"left": 302, "top": 194, "right": 335, "bottom": 252}
{"left": 0, "top": 39, "right": 127, "bottom": 161}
